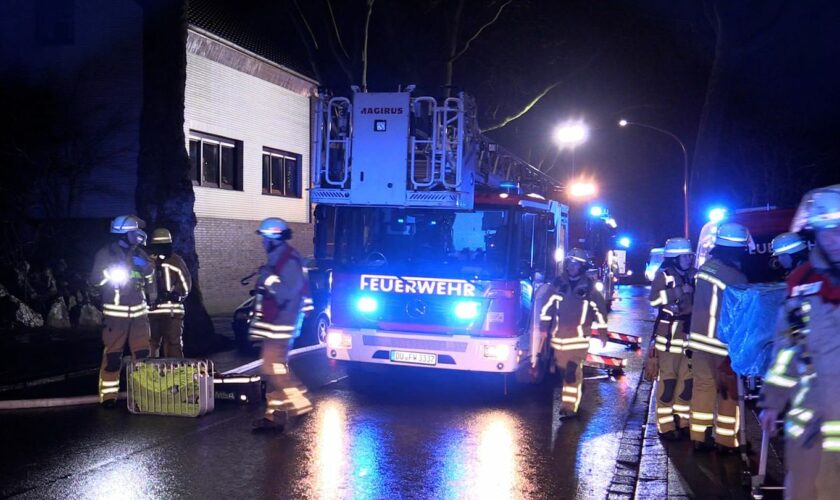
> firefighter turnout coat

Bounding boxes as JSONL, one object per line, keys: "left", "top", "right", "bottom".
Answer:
{"left": 687, "top": 257, "right": 747, "bottom": 448}
{"left": 90, "top": 242, "right": 156, "bottom": 401}
{"left": 537, "top": 273, "right": 609, "bottom": 413}
{"left": 649, "top": 265, "right": 694, "bottom": 433}
{"left": 759, "top": 251, "right": 840, "bottom": 499}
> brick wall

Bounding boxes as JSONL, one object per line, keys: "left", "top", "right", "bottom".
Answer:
{"left": 195, "top": 216, "right": 314, "bottom": 314}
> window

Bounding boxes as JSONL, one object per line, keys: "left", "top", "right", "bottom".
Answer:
{"left": 188, "top": 132, "right": 243, "bottom": 190}
{"left": 262, "top": 148, "right": 302, "bottom": 198}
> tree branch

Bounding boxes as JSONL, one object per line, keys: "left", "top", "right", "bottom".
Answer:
{"left": 362, "top": 0, "right": 375, "bottom": 91}
{"left": 325, "top": 0, "right": 350, "bottom": 60}
{"left": 293, "top": 0, "right": 319, "bottom": 50}
{"left": 450, "top": 0, "right": 512, "bottom": 64}
{"left": 480, "top": 81, "right": 561, "bottom": 133}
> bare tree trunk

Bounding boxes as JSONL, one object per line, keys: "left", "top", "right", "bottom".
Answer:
{"left": 136, "top": 0, "right": 217, "bottom": 356}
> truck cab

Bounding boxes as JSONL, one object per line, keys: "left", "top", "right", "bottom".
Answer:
{"left": 311, "top": 89, "right": 568, "bottom": 379}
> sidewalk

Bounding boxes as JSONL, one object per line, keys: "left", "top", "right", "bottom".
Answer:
{"left": 608, "top": 375, "right": 786, "bottom": 499}
{"left": 0, "top": 314, "right": 238, "bottom": 400}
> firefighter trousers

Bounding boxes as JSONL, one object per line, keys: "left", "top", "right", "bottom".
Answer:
{"left": 260, "top": 338, "right": 313, "bottom": 421}
{"left": 99, "top": 315, "right": 150, "bottom": 402}
{"left": 149, "top": 313, "right": 184, "bottom": 358}
{"left": 655, "top": 351, "right": 692, "bottom": 433}
{"left": 689, "top": 351, "right": 739, "bottom": 448}
{"left": 553, "top": 346, "right": 587, "bottom": 414}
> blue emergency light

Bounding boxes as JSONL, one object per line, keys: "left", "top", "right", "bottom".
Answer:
{"left": 453, "top": 300, "right": 481, "bottom": 320}
{"left": 356, "top": 296, "right": 379, "bottom": 314}
{"left": 618, "top": 236, "right": 632, "bottom": 249}
{"left": 708, "top": 207, "right": 727, "bottom": 223}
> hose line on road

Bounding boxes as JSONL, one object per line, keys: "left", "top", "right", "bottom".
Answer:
{"left": 0, "top": 392, "right": 126, "bottom": 410}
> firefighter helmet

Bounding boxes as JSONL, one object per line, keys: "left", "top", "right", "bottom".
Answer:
{"left": 663, "top": 238, "right": 693, "bottom": 257}
{"left": 715, "top": 222, "right": 750, "bottom": 247}
{"left": 151, "top": 228, "right": 173, "bottom": 244}
{"left": 566, "top": 248, "right": 590, "bottom": 264}
{"left": 790, "top": 184, "right": 840, "bottom": 232}
{"left": 771, "top": 232, "right": 807, "bottom": 256}
{"left": 257, "top": 217, "right": 292, "bottom": 240}
{"left": 110, "top": 215, "right": 145, "bottom": 234}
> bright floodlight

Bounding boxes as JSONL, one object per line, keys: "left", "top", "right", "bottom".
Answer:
{"left": 708, "top": 207, "right": 727, "bottom": 223}
{"left": 618, "top": 237, "right": 632, "bottom": 248}
{"left": 590, "top": 206, "right": 605, "bottom": 217}
{"left": 569, "top": 181, "right": 597, "bottom": 198}
{"left": 618, "top": 119, "right": 628, "bottom": 127}
{"left": 605, "top": 217, "right": 618, "bottom": 229}
{"left": 553, "top": 121, "right": 589, "bottom": 147}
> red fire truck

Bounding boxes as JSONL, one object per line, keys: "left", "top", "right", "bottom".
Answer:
{"left": 311, "top": 89, "right": 569, "bottom": 382}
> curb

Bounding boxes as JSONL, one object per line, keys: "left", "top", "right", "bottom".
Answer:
{"left": 606, "top": 378, "right": 654, "bottom": 499}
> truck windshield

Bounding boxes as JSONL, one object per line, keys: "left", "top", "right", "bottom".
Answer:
{"left": 327, "top": 206, "right": 512, "bottom": 279}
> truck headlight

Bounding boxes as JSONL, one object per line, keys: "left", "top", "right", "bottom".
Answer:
{"left": 326, "top": 330, "right": 352, "bottom": 349}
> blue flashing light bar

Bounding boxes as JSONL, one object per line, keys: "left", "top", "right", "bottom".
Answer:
{"left": 708, "top": 207, "right": 727, "bottom": 223}
{"left": 453, "top": 301, "right": 481, "bottom": 320}
{"left": 356, "top": 296, "right": 378, "bottom": 314}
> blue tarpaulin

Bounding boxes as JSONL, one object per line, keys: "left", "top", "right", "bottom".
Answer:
{"left": 717, "top": 282, "right": 787, "bottom": 377}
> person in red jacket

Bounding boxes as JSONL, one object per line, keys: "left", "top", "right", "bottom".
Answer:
{"left": 759, "top": 184, "right": 840, "bottom": 498}
{"left": 251, "top": 218, "right": 313, "bottom": 432}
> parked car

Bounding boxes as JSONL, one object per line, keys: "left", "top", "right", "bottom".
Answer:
{"left": 232, "top": 259, "right": 330, "bottom": 353}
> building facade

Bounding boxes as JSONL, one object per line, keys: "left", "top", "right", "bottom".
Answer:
{"left": 184, "top": 27, "right": 317, "bottom": 312}
{"left": 0, "top": 0, "right": 317, "bottom": 314}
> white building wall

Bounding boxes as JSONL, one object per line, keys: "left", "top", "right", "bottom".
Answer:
{"left": 184, "top": 30, "right": 315, "bottom": 224}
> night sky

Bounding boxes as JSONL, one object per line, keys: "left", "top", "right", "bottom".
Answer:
{"left": 284, "top": 0, "right": 840, "bottom": 254}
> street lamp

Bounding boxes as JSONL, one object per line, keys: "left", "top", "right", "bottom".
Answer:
{"left": 553, "top": 120, "right": 589, "bottom": 177}
{"left": 568, "top": 180, "right": 598, "bottom": 199}
{"left": 619, "top": 119, "right": 690, "bottom": 238}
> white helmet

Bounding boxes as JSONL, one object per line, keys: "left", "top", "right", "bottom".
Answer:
{"left": 771, "top": 232, "right": 807, "bottom": 256}
{"left": 110, "top": 215, "right": 145, "bottom": 234}
{"left": 565, "top": 247, "right": 590, "bottom": 264}
{"left": 257, "top": 217, "right": 292, "bottom": 240}
{"left": 150, "top": 228, "right": 172, "bottom": 244}
{"left": 791, "top": 184, "right": 840, "bottom": 232}
{"left": 663, "top": 237, "right": 693, "bottom": 258}
{"left": 715, "top": 222, "right": 750, "bottom": 248}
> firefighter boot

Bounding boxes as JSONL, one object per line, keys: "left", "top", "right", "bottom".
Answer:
{"left": 252, "top": 410, "right": 288, "bottom": 432}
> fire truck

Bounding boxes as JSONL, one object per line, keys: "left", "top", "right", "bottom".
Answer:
{"left": 311, "top": 89, "right": 568, "bottom": 382}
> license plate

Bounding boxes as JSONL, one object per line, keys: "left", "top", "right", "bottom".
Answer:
{"left": 389, "top": 350, "right": 437, "bottom": 366}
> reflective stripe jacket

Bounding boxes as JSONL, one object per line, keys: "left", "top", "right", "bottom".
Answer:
{"left": 90, "top": 242, "right": 155, "bottom": 318}
{"left": 538, "top": 274, "right": 609, "bottom": 352}
{"left": 760, "top": 258, "right": 840, "bottom": 414}
{"left": 150, "top": 253, "right": 191, "bottom": 316}
{"left": 687, "top": 258, "right": 747, "bottom": 357}
{"left": 249, "top": 243, "right": 306, "bottom": 340}
{"left": 649, "top": 267, "right": 694, "bottom": 354}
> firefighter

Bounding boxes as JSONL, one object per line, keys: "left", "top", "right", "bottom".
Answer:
{"left": 148, "top": 228, "right": 191, "bottom": 358}
{"left": 251, "top": 217, "right": 313, "bottom": 431}
{"left": 687, "top": 222, "right": 750, "bottom": 451}
{"left": 90, "top": 215, "right": 156, "bottom": 408}
{"left": 759, "top": 184, "right": 840, "bottom": 499}
{"left": 537, "top": 248, "right": 609, "bottom": 418}
{"left": 771, "top": 231, "right": 809, "bottom": 276}
{"left": 646, "top": 237, "right": 695, "bottom": 440}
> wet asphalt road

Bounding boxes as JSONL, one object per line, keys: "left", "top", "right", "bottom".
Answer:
{"left": 0, "top": 286, "right": 738, "bottom": 499}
